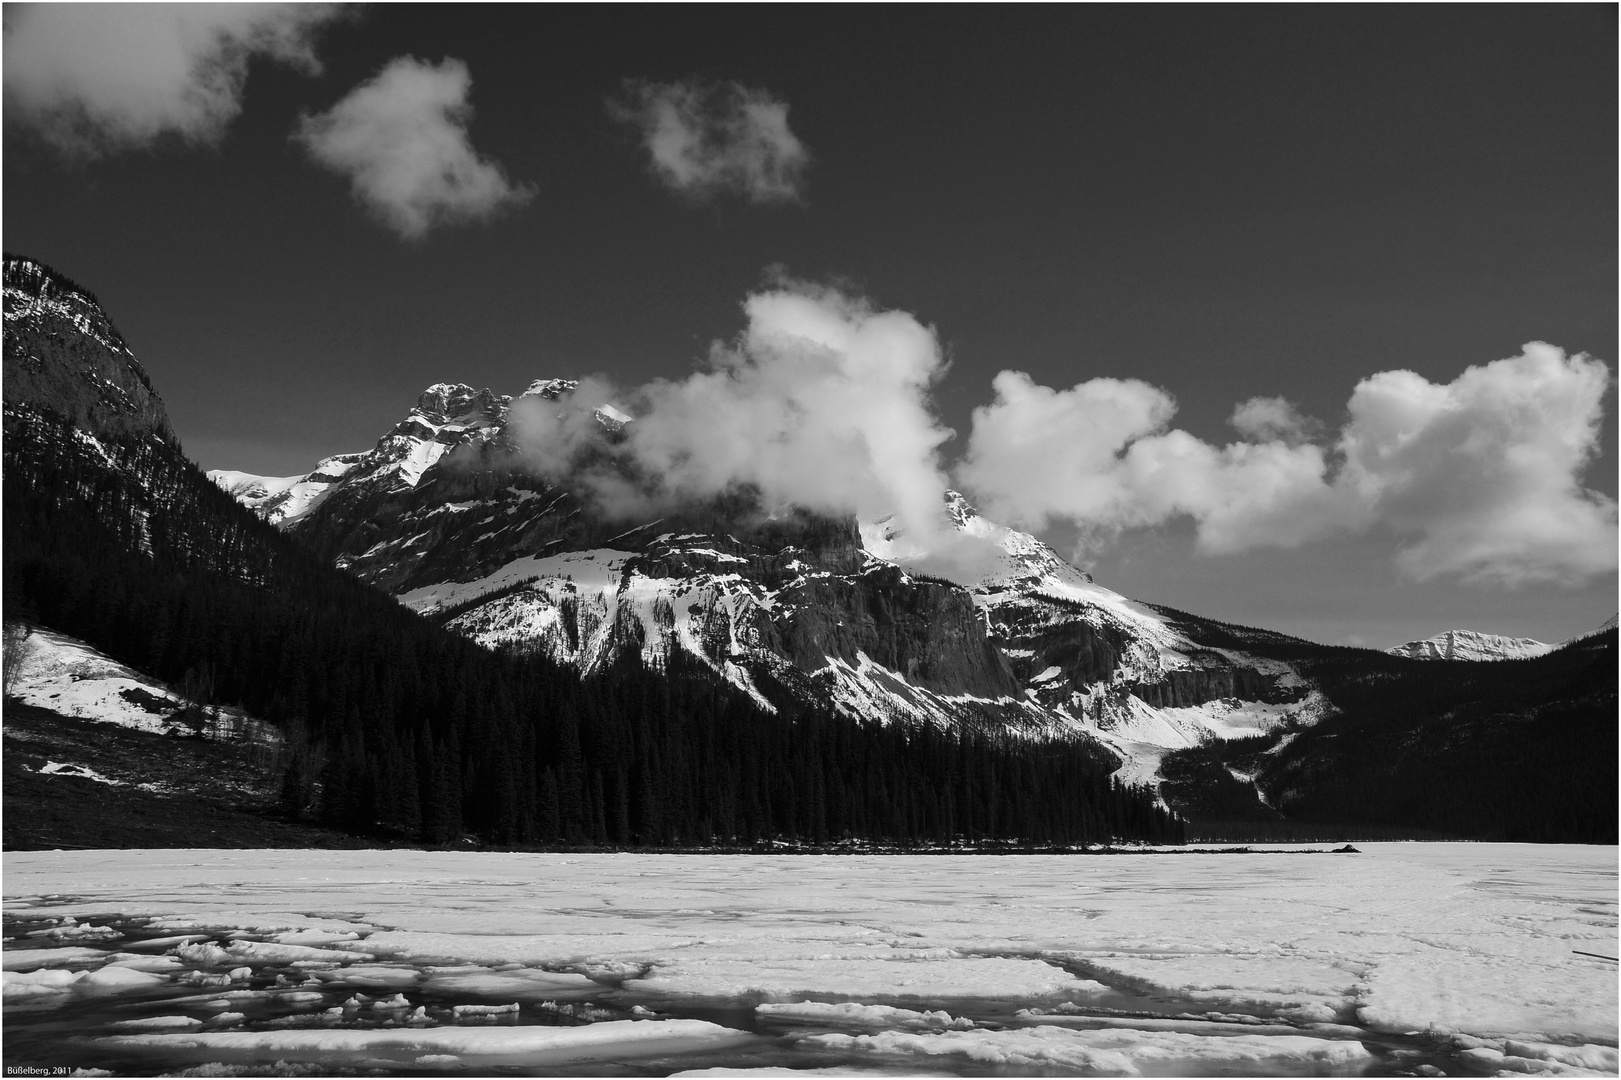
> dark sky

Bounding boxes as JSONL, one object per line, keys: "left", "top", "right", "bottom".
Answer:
{"left": 5, "top": 5, "right": 1615, "bottom": 646}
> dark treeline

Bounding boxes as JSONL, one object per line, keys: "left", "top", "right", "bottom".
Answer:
{"left": 1161, "top": 633, "right": 1617, "bottom": 844}
{"left": 3, "top": 405, "right": 1182, "bottom": 847}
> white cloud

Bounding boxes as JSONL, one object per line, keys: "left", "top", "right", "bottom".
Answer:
{"left": 3, "top": 3, "right": 343, "bottom": 156}
{"left": 296, "top": 56, "right": 534, "bottom": 240}
{"left": 506, "top": 376, "right": 625, "bottom": 478}
{"left": 610, "top": 79, "right": 809, "bottom": 204}
{"left": 510, "top": 280, "right": 954, "bottom": 545}
{"left": 515, "top": 279, "right": 1613, "bottom": 592}
{"left": 956, "top": 373, "right": 1349, "bottom": 555}
{"left": 1230, "top": 395, "right": 1317, "bottom": 443}
{"left": 954, "top": 372, "right": 1177, "bottom": 533}
{"left": 959, "top": 343, "right": 1616, "bottom": 587}
{"left": 1337, "top": 343, "right": 1617, "bottom": 586}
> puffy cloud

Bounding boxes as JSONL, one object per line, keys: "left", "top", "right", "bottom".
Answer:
{"left": 955, "top": 372, "right": 1177, "bottom": 532}
{"left": 959, "top": 343, "right": 1616, "bottom": 586}
{"left": 296, "top": 56, "right": 534, "bottom": 240}
{"left": 513, "top": 279, "right": 1612, "bottom": 591}
{"left": 506, "top": 377, "right": 624, "bottom": 475}
{"left": 1337, "top": 343, "right": 1616, "bottom": 586}
{"left": 957, "top": 374, "right": 1348, "bottom": 554}
{"left": 610, "top": 79, "right": 809, "bottom": 204}
{"left": 1230, "top": 396, "right": 1318, "bottom": 444}
{"left": 3, "top": 3, "right": 344, "bottom": 156}
{"left": 511, "top": 280, "right": 954, "bottom": 544}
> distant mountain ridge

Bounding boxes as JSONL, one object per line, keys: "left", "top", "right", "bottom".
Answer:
{"left": 1387, "top": 628, "right": 1555, "bottom": 662}
{"left": 1388, "top": 615, "right": 1617, "bottom": 662}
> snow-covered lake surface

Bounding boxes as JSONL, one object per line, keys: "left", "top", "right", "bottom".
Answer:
{"left": 4, "top": 845, "right": 1615, "bottom": 1076}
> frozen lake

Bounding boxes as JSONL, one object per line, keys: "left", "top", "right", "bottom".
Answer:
{"left": 4, "top": 844, "right": 1615, "bottom": 1076}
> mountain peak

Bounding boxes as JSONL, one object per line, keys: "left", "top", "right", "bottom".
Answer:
{"left": 1387, "top": 628, "right": 1554, "bottom": 662}
{"left": 520, "top": 378, "right": 579, "bottom": 401}
{"left": 414, "top": 383, "right": 505, "bottom": 424}
{"left": 2, "top": 254, "right": 172, "bottom": 441}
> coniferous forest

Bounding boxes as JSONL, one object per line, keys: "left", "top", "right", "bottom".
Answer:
{"left": 2, "top": 404, "right": 1184, "bottom": 848}
{"left": 1157, "top": 626, "right": 1617, "bottom": 844}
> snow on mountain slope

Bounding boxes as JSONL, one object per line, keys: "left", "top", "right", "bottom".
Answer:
{"left": 205, "top": 383, "right": 514, "bottom": 526}
{"left": 863, "top": 493, "right": 1326, "bottom": 785}
{"left": 217, "top": 382, "right": 1328, "bottom": 794}
{"left": 1387, "top": 629, "right": 1555, "bottom": 662}
{"left": 3, "top": 622, "right": 272, "bottom": 742}
{"left": 208, "top": 454, "right": 366, "bottom": 527}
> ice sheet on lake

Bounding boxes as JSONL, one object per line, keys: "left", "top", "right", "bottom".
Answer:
{"left": 5, "top": 843, "right": 1616, "bottom": 1066}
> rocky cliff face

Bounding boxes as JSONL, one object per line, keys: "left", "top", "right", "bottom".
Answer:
{"left": 3, "top": 257, "right": 172, "bottom": 441}
{"left": 215, "top": 381, "right": 1331, "bottom": 789}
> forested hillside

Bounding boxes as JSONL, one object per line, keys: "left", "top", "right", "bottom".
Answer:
{"left": 1160, "top": 631, "right": 1617, "bottom": 843}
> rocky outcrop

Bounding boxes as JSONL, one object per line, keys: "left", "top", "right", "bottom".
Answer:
{"left": 986, "top": 598, "right": 1125, "bottom": 689}
{"left": 2, "top": 257, "right": 172, "bottom": 441}
{"left": 1127, "top": 666, "right": 1305, "bottom": 709}
{"left": 773, "top": 565, "right": 1019, "bottom": 699}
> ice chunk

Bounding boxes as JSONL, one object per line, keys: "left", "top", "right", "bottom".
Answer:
{"left": 173, "top": 942, "right": 234, "bottom": 967}
{"left": 802, "top": 1025, "right": 1375, "bottom": 1074}
{"left": 306, "top": 964, "right": 421, "bottom": 990}
{"left": 100, "top": 954, "right": 184, "bottom": 974}
{"left": 417, "top": 966, "right": 597, "bottom": 998}
{"left": 223, "top": 940, "right": 373, "bottom": 964}
{"left": 98, "top": 1019, "right": 757, "bottom": 1069}
{"left": 123, "top": 934, "right": 211, "bottom": 951}
{"left": 41, "top": 922, "right": 121, "bottom": 941}
{"left": 2, "top": 946, "right": 106, "bottom": 970}
{"left": 3, "top": 968, "right": 82, "bottom": 998}
{"left": 74, "top": 965, "right": 168, "bottom": 996}
{"left": 275, "top": 991, "right": 328, "bottom": 1006}
{"left": 758, "top": 1001, "right": 974, "bottom": 1030}
{"left": 451, "top": 1002, "right": 519, "bottom": 1016}
{"left": 1500, "top": 1040, "right": 1620, "bottom": 1072}
{"left": 631, "top": 955, "right": 1102, "bottom": 1001}
{"left": 5, "top": 964, "right": 167, "bottom": 1000}
{"left": 104, "top": 1016, "right": 205, "bottom": 1031}
{"left": 272, "top": 929, "right": 365, "bottom": 946}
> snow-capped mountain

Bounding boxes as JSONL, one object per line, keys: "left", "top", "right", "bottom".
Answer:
{"left": 1386, "top": 613, "right": 1619, "bottom": 662}
{"left": 215, "top": 381, "right": 1329, "bottom": 792}
{"left": 1386, "top": 629, "right": 1555, "bottom": 662}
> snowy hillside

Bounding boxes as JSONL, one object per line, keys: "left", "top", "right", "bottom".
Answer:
{"left": 4, "top": 622, "right": 271, "bottom": 742}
